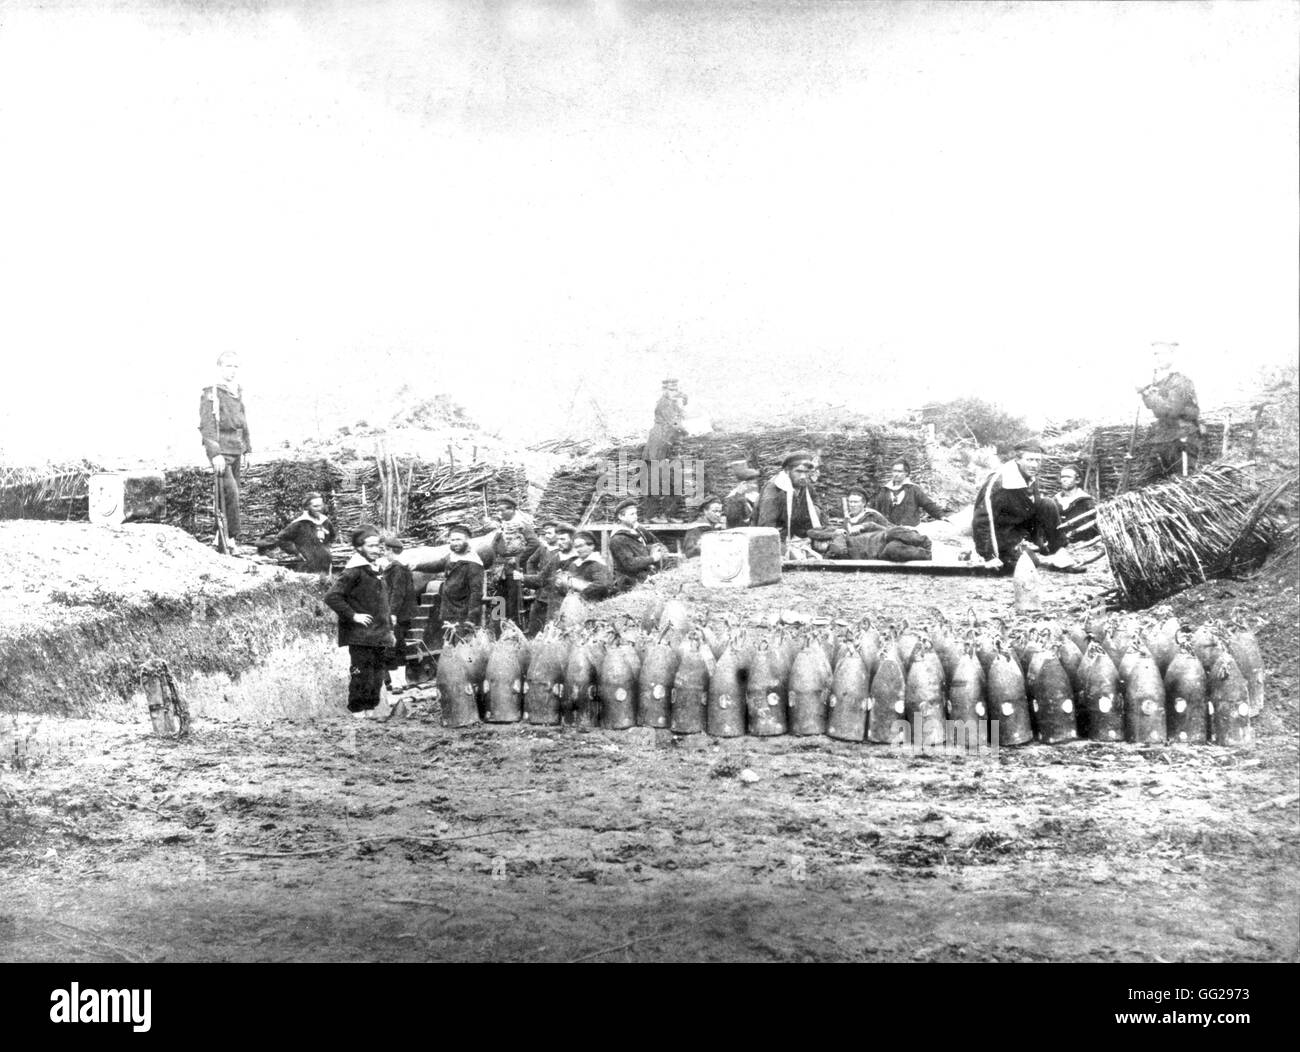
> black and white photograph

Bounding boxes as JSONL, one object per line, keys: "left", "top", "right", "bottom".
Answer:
{"left": 0, "top": 0, "right": 1297, "bottom": 995}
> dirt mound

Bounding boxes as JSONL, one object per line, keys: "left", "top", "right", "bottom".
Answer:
{"left": 0, "top": 521, "right": 286, "bottom": 622}
{"left": 0, "top": 523, "right": 335, "bottom": 719}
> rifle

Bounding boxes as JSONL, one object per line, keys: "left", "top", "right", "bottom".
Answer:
{"left": 208, "top": 382, "right": 232, "bottom": 554}
{"left": 213, "top": 468, "right": 231, "bottom": 554}
{"left": 1116, "top": 403, "right": 1142, "bottom": 496}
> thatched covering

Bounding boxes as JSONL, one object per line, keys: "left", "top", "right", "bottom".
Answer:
{"left": 1096, "top": 463, "right": 1289, "bottom": 606}
{"left": 0, "top": 461, "right": 100, "bottom": 521}
{"left": 537, "top": 424, "right": 932, "bottom": 525}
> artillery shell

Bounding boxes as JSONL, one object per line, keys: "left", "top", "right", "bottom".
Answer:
{"left": 1081, "top": 644, "right": 1123, "bottom": 742}
{"left": 745, "top": 646, "right": 788, "bottom": 737}
{"left": 1031, "top": 655, "right": 1078, "bottom": 745}
{"left": 1123, "top": 654, "right": 1167, "bottom": 745}
{"left": 1164, "top": 651, "right": 1208, "bottom": 744}
{"left": 827, "top": 651, "right": 870, "bottom": 742}
{"left": 1208, "top": 653, "right": 1252, "bottom": 747}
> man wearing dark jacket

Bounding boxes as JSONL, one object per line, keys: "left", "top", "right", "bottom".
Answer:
{"left": 381, "top": 533, "right": 419, "bottom": 675}
{"left": 274, "top": 493, "right": 336, "bottom": 573}
{"left": 539, "top": 525, "right": 581, "bottom": 624}
{"left": 756, "top": 451, "right": 827, "bottom": 544}
{"left": 488, "top": 496, "right": 538, "bottom": 629}
{"left": 436, "top": 523, "right": 485, "bottom": 639}
{"left": 608, "top": 498, "right": 666, "bottom": 591}
{"left": 682, "top": 495, "right": 726, "bottom": 558}
{"left": 826, "top": 488, "right": 931, "bottom": 562}
{"left": 971, "top": 439, "right": 1078, "bottom": 574}
{"left": 722, "top": 461, "right": 761, "bottom": 528}
{"left": 642, "top": 379, "right": 688, "bottom": 521}
{"left": 199, "top": 351, "right": 252, "bottom": 541}
{"left": 324, "top": 526, "right": 395, "bottom": 716}
{"left": 873, "top": 459, "right": 946, "bottom": 526}
{"left": 521, "top": 521, "right": 563, "bottom": 635}
{"left": 557, "top": 531, "right": 615, "bottom": 601}
{"left": 1139, "top": 341, "right": 1201, "bottom": 479}
{"left": 1054, "top": 464, "right": 1098, "bottom": 542}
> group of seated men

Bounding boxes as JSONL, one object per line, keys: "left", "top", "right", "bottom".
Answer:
{"left": 746, "top": 441, "right": 1094, "bottom": 574}
{"left": 423, "top": 496, "right": 664, "bottom": 639}
{"left": 412, "top": 439, "right": 1099, "bottom": 647}
{"left": 740, "top": 450, "right": 945, "bottom": 562}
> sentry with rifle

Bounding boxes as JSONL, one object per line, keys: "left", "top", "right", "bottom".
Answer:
{"left": 1135, "top": 340, "right": 1202, "bottom": 483}
{"left": 198, "top": 350, "right": 252, "bottom": 553}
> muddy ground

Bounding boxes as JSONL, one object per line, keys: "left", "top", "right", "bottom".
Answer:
{"left": 1, "top": 531, "right": 1297, "bottom": 963}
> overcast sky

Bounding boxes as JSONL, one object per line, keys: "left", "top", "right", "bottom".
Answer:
{"left": 1, "top": 0, "right": 1296, "bottom": 466}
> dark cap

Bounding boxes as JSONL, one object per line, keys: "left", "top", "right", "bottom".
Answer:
{"left": 782, "top": 450, "right": 815, "bottom": 471}
{"left": 1014, "top": 438, "right": 1045, "bottom": 454}
{"left": 350, "top": 525, "right": 380, "bottom": 547}
{"left": 614, "top": 497, "right": 639, "bottom": 516}
{"left": 846, "top": 486, "right": 868, "bottom": 500}
{"left": 554, "top": 523, "right": 576, "bottom": 537}
{"left": 445, "top": 522, "right": 472, "bottom": 538}
{"left": 698, "top": 493, "right": 724, "bottom": 509}
{"left": 495, "top": 495, "right": 518, "bottom": 508}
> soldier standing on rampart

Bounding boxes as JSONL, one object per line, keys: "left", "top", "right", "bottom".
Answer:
{"left": 1139, "top": 341, "right": 1201, "bottom": 479}
{"left": 199, "top": 351, "right": 252, "bottom": 543}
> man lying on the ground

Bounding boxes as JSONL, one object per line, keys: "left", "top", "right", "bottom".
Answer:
{"left": 608, "top": 498, "right": 668, "bottom": 591}
{"left": 873, "top": 459, "right": 947, "bottom": 527}
{"left": 825, "top": 487, "right": 933, "bottom": 561}
{"left": 971, "top": 438, "right": 1082, "bottom": 574}
{"left": 556, "top": 530, "right": 615, "bottom": 601}
{"left": 682, "top": 495, "right": 727, "bottom": 557}
{"left": 1054, "top": 464, "right": 1097, "bottom": 542}
{"left": 825, "top": 487, "right": 887, "bottom": 557}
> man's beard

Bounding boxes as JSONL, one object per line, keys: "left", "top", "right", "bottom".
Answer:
{"left": 449, "top": 542, "right": 468, "bottom": 553}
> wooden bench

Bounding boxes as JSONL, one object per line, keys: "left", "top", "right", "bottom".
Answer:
{"left": 781, "top": 558, "right": 998, "bottom": 575}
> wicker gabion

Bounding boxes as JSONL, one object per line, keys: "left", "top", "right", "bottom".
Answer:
{"left": 537, "top": 424, "right": 932, "bottom": 525}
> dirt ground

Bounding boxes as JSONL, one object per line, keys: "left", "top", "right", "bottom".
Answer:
{"left": 0, "top": 530, "right": 1297, "bottom": 962}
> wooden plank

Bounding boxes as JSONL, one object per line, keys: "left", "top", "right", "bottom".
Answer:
{"left": 582, "top": 523, "right": 697, "bottom": 532}
{"left": 781, "top": 558, "right": 997, "bottom": 576}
